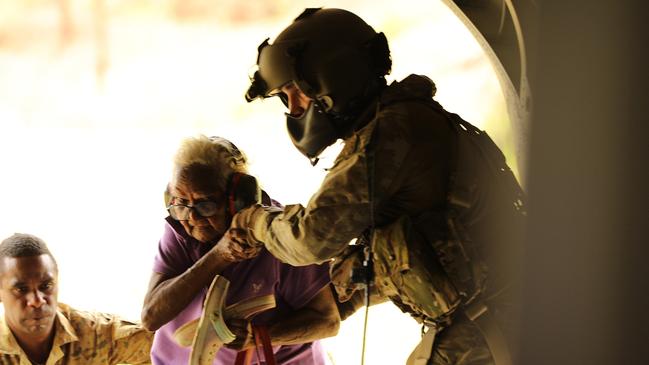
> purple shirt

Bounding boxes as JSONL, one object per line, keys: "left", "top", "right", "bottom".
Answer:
{"left": 150, "top": 217, "right": 330, "bottom": 365}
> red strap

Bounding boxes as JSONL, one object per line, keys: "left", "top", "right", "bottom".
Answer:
{"left": 253, "top": 326, "right": 277, "bottom": 365}
{"left": 233, "top": 326, "right": 276, "bottom": 365}
{"left": 228, "top": 173, "right": 242, "bottom": 216}
{"left": 234, "top": 349, "right": 253, "bottom": 365}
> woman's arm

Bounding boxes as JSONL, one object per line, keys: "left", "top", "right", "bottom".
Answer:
{"left": 227, "top": 285, "right": 340, "bottom": 350}
{"left": 267, "top": 284, "right": 340, "bottom": 345}
{"left": 141, "top": 229, "right": 255, "bottom": 331}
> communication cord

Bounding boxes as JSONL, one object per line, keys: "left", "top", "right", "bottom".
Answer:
{"left": 360, "top": 134, "right": 377, "bottom": 365}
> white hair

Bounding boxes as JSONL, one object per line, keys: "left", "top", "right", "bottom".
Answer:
{"left": 171, "top": 135, "right": 248, "bottom": 192}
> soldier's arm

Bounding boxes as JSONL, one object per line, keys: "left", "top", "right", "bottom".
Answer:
{"left": 236, "top": 150, "right": 374, "bottom": 266}
{"left": 333, "top": 284, "right": 388, "bottom": 320}
{"left": 233, "top": 108, "right": 416, "bottom": 266}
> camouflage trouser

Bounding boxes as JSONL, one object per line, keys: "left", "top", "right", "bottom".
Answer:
{"left": 427, "top": 316, "right": 494, "bottom": 365}
{"left": 427, "top": 296, "right": 518, "bottom": 365}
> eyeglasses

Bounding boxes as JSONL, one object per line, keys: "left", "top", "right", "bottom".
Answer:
{"left": 167, "top": 200, "right": 221, "bottom": 221}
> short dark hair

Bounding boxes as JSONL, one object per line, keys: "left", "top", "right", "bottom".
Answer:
{"left": 0, "top": 233, "right": 57, "bottom": 270}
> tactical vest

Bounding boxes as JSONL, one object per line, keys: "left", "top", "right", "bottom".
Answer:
{"left": 366, "top": 98, "right": 526, "bottom": 326}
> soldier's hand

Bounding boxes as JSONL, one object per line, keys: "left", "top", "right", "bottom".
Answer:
{"left": 224, "top": 318, "right": 255, "bottom": 351}
{"left": 230, "top": 205, "right": 265, "bottom": 248}
{"left": 230, "top": 205, "right": 256, "bottom": 229}
{"left": 213, "top": 228, "right": 261, "bottom": 262}
{"left": 228, "top": 228, "right": 262, "bottom": 261}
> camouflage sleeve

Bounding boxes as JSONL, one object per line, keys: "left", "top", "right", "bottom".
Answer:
{"left": 248, "top": 101, "right": 418, "bottom": 267}
{"left": 108, "top": 319, "right": 154, "bottom": 364}
{"left": 248, "top": 126, "right": 376, "bottom": 266}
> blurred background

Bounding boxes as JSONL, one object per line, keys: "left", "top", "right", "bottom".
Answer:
{"left": 0, "top": 1, "right": 517, "bottom": 364}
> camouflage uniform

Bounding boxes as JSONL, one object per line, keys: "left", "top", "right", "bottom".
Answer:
{"left": 0, "top": 303, "right": 153, "bottom": 365}
{"left": 245, "top": 74, "right": 524, "bottom": 364}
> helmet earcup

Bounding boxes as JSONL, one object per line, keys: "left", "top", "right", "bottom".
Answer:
{"left": 227, "top": 173, "right": 261, "bottom": 216}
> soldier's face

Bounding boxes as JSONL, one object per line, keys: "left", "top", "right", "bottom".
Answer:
{"left": 280, "top": 82, "right": 312, "bottom": 117}
{"left": 170, "top": 179, "right": 228, "bottom": 244}
{"left": 0, "top": 255, "right": 58, "bottom": 343}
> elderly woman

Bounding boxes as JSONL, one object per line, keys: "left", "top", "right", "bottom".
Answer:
{"left": 141, "top": 135, "right": 339, "bottom": 364}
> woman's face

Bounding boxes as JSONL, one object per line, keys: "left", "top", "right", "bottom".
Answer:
{"left": 169, "top": 177, "right": 228, "bottom": 244}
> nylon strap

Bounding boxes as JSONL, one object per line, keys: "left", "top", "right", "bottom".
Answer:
{"left": 405, "top": 326, "right": 436, "bottom": 365}
{"left": 233, "top": 326, "right": 277, "bottom": 365}
{"left": 254, "top": 326, "right": 277, "bottom": 365}
{"left": 228, "top": 172, "right": 242, "bottom": 216}
{"left": 234, "top": 349, "right": 252, "bottom": 365}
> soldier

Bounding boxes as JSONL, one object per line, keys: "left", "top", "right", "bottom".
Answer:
{"left": 234, "top": 7, "right": 526, "bottom": 365}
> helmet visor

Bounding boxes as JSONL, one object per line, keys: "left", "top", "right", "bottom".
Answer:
{"left": 257, "top": 39, "right": 306, "bottom": 97}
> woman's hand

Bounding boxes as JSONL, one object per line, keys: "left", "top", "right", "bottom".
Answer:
{"left": 224, "top": 318, "right": 255, "bottom": 351}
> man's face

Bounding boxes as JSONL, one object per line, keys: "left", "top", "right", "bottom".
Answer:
{"left": 170, "top": 178, "right": 228, "bottom": 244}
{"left": 0, "top": 255, "right": 58, "bottom": 342}
{"left": 280, "top": 82, "right": 312, "bottom": 117}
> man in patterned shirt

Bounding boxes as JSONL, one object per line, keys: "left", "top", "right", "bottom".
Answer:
{"left": 0, "top": 233, "right": 153, "bottom": 365}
